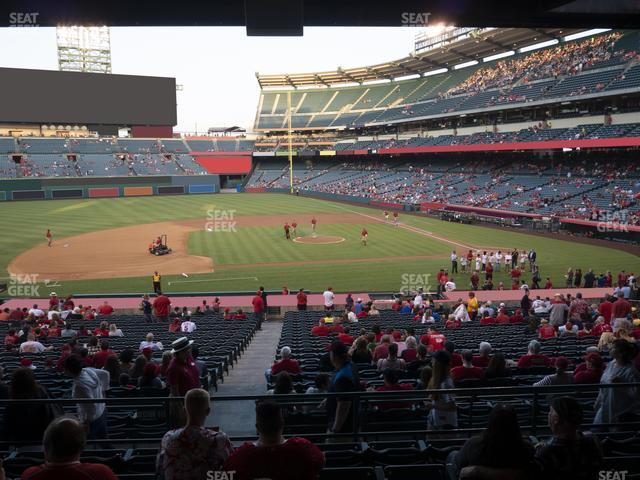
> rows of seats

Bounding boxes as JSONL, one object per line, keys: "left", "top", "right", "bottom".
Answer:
{"left": 255, "top": 31, "right": 639, "bottom": 131}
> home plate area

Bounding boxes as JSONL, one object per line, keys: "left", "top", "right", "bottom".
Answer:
{"left": 293, "top": 235, "right": 346, "bottom": 244}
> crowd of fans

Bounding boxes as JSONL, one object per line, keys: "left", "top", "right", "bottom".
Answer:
{"left": 446, "top": 32, "right": 628, "bottom": 97}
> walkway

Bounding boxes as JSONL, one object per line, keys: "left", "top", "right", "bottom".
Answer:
{"left": 208, "top": 319, "right": 283, "bottom": 436}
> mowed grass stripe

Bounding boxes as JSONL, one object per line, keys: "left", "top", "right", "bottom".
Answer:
{"left": 1, "top": 193, "right": 639, "bottom": 294}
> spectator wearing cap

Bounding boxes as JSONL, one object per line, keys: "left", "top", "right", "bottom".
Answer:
{"left": 268, "top": 346, "right": 301, "bottom": 380}
{"left": 158, "top": 388, "right": 232, "bottom": 479}
{"left": 323, "top": 287, "right": 335, "bottom": 311}
{"left": 534, "top": 357, "right": 573, "bottom": 387}
{"left": 573, "top": 352, "right": 605, "bottom": 384}
{"left": 536, "top": 396, "right": 603, "bottom": 479}
{"left": 64, "top": 354, "right": 110, "bottom": 440}
{"left": 451, "top": 350, "right": 485, "bottom": 382}
{"left": 472, "top": 342, "right": 492, "bottom": 368}
{"left": 21, "top": 416, "right": 118, "bottom": 480}
{"left": 594, "top": 339, "right": 640, "bottom": 428}
{"left": 558, "top": 320, "right": 579, "bottom": 337}
{"left": 517, "top": 340, "right": 553, "bottom": 368}
{"left": 66, "top": 307, "right": 84, "bottom": 321}
{"left": 225, "top": 400, "right": 324, "bottom": 479}
{"left": 166, "top": 337, "right": 201, "bottom": 426}
{"left": 3, "top": 367, "right": 55, "bottom": 442}
{"left": 426, "top": 350, "right": 457, "bottom": 430}
{"left": 327, "top": 341, "right": 359, "bottom": 437}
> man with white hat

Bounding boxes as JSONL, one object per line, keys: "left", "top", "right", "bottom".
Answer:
{"left": 166, "top": 337, "right": 201, "bottom": 427}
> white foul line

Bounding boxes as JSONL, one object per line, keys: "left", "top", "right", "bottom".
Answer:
{"left": 168, "top": 276, "right": 259, "bottom": 285}
{"left": 333, "top": 204, "right": 476, "bottom": 250}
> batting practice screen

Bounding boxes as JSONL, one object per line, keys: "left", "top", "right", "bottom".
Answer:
{"left": 0, "top": 68, "right": 177, "bottom": 126}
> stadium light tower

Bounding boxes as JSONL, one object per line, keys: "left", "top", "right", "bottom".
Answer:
{"left": 57, "top": 26, "right": 112, "bottom": 74}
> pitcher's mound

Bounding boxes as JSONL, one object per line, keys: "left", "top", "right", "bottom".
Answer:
{"left": 294, "top": 235, "right": 346, "bottom": 245}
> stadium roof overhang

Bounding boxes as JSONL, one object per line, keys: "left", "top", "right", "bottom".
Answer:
{"left": 256, "top": 28, "right": 584, "bottom": 88}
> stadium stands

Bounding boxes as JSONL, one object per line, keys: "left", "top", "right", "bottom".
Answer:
{"left": 255, "top": 31, "right": 640, "bottom": 131}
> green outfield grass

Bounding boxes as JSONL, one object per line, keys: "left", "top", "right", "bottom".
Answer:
{"left": 0, "top": 193, "right": 638, "bottom": 296}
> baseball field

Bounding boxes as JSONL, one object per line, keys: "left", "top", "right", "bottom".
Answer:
{"left": 1, "top": 193, "right": 639, "bottom": 297}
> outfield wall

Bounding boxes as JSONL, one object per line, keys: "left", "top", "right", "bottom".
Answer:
{"left": 0, "top": 175, "right": 220, "bottom": 201}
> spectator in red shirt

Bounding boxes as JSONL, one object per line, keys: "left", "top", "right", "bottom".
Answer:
{"left": 21, "top": 417, "right": 117, "bottom": 480}
{"left": 252, "top": 291, "right": 265, "bottom": 323}
{"left": 9, "top": 307, "right": 25, "bottom": 321}
{"left": 97, "top": 301, "right": 113, "bottom": 316}
{"left": 153, "top": 294, "right": 171, "bottom": 322}
{"left": 612, "top": 292, "right": 632, "bottom": 332}
{"left": 593, "top": 316, "right": 613, "bottom": 337}
{"left": 451, "top": 350, "right": 486, "bottom": 382}
{"left": 442, "top": 341, "right": 463, "bottom": 368}
{"left": 373, "top": 335, "right": 392, "bottom": 362}
{"left": 544, "top": 277, "right": 553, "bottom": 289}
{"left": 479, "top": 312, "right": 496, "bottom": 325}
{"left": 472, "top": 342, "right": 492, "bottom": 368}
{"left": 509, "top": 309, "right": 525, "bottom": 324}
{"left": 311, "top": 320, "right": 330, "bottom": 337}
{"left": 598, "top": 296, "right": 614, "bottom": 324}
{"left": 91, "top": 339, "right": 116, "bottom": 368}
{"left": 496, "top": 309, "right": 510, "bottom": 324}
{"left": 93, "top": 321, "right": 109, "bottom": 337}
{"left": 296, "top": 288, "right": 307, "bottom": 311}
{"left": 166, "top": 337, "right": 201, "bottom": 426}
{"left": 420, "top": 327, "right": 446, "bottom": 352}
{"left": 338, "top": 327, "right": 354, "bottom": 345}
{"left": 270, "top": 346, "right": 301, "bottom": 376}
{"left": 374, "top": 369, "right": 414, "bottom": 410}
{"left": 48, "top": 292, "right": 59, "bottom": 310}
{"left": 225, "top": 400, "right": 325, "bottom": 480}
{"left": 4, "top": 328, "right": 19, "bottom": 346}
{"left": 517, "top": 340, "right": 553, "bottom": 368}
{"left": 445, "top": 314, "right": 461, "bottom": 329}
{"left": 539, "top": 319, "right": 557, "bottom": 340}
{"left": 573, "top": 352, "right": 604, "bottom": 384}
{"left": 0, "top": 308, "right": 10, "bottom": 321}
{"left": 234, "top": 309, "right": 248, "bottom": 320}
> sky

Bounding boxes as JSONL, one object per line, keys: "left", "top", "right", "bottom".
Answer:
{"left": 0, "top": 26, "right": 420, "bottom": 133}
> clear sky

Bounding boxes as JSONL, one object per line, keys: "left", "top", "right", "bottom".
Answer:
{"left": 0, "top": 26, "right": 420, "bottom": 133}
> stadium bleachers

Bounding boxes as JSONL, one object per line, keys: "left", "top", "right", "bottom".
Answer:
{"left": 255, "top": 31, "right": 640, "bottom": 131}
